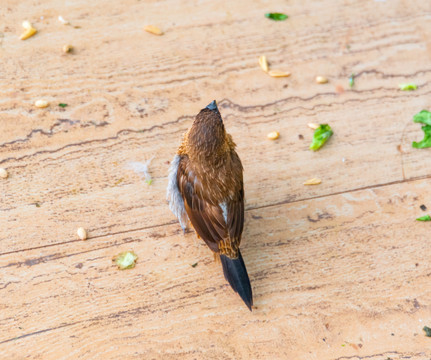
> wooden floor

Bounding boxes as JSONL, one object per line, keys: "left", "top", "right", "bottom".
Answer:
{"left": 1, "top": 0, "right": 431, "bottom": 359}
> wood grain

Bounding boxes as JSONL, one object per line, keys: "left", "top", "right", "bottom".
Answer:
{"left": 1, "top": 0, "right": 431, "bottom": 358}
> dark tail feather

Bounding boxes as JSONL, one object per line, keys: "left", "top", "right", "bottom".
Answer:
{"left": 220, "top": 250, "right": 253, "bottom": 311}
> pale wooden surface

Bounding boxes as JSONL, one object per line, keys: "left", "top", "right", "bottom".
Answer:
{"left": 1, "top": 0, "right": 431, "bottom": 359}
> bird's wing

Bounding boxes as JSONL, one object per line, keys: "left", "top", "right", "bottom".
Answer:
{"left": 177, "top": 155, "right": 244, "bottom": 255}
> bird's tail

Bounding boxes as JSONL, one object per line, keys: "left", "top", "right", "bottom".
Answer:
{"left": 220, "top": 250, "right": 253, "bottom": 311}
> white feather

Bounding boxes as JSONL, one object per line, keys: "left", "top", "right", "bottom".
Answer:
{"left": 126, "top": 158, "right": 153, "bottom": 183}
{"left": 166, "top": 155, "right": 189, "bottom": 230}
{"left": 220, "top": 202, "right": 228, "bottom": 224}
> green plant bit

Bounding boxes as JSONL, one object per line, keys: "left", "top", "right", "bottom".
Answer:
{"left": 58, "top": 103, "right": 68, "bottom": 108}
{"left": 113, "top": 251, "right": 138, "bottom": 270}
{"left": 413, "top": 110, "right": 431, "bottom": 126}
{"left": 416, "top": 215, "right": 431, "bottom": 221}
{"left": 265, "top": 13, "right": 288, "bottom": 21}
{"left": 412, "top": 110, "right": 431, "bottom": 149}
{"left": 310, "top": 124, "right": 333, "bottom": 151}
{"left": 399, "top": 83, "right": 417, "bottom": 91}
{"left": 349, "top": 74, "right": 355, "bottom": 88}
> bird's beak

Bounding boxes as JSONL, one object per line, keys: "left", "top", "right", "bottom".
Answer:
{"left": 205, "top": 100, "right": 218, "bottom": 112}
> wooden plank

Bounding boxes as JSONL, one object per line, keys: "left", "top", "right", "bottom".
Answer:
{"left": 3, "top": 89, "right": 431, "bottom": 252}
{"left": 1, "top": 179, "right": 431, "bottom": 359}
{"left": 1, "top": 0, "right": 431, "bottom": 253}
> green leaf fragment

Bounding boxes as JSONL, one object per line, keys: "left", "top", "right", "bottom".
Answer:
{"left": 58, "top": 103, "right": 68, "bottom": 108}
{"left": 413, "top": 110, "right": 431, "bottom": 126}
{"left": 412, "top": 110, "right": 431, "bottom": 149}
{"left": 145, "top": 179, "right": 153, "bottom": 185}
{"left": 416, "top": 215, "right": 431, "bottom": 221}
{"left": 113, "top": 251, "right": 138, "bottom": 270}
{"left": 191, "top": 262, "right": 198, "bottom": 268}
{"left": 412, "top": 125, "right": 431, "bottom": 149}
{"left": 349, "top": 74, "right": 355, "bottom": 88}
{"left": 265, "top": 13, "right": 288, "bottom": 21}
{"left": 310, "top": 124, "right": 333, "bottom": 151}
{"left": 423, "top": 326, "right": 431, "bottom": 337}
{"left": 399, "top": 83, "right": 417, "bottom": 91}
{"left": 413, "top": 126, "right": 431, "bottom": 148}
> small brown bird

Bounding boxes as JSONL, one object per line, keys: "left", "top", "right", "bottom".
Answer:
{"left": 167, "top": 100, "right": 253, "bottom": 310}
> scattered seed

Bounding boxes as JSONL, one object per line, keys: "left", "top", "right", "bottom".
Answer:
{"left": 267, "top": 131, "right": 280, "bottom": 140}
{"left": 62, "top": 44, "right": 73, "bottom": 53}
{"left": 191, "top": 262, "right": 198, "bottom": 268}
{"left": 298, "top": 134, "right": 304, "bottom": 140}
{"left": 77, "top": 227, "right": 87, "bottom": 240}
{"left": 34, "top": 99, "right": 49, "bottom": 108}
{"left": 20, "top": 21, "right": 37, "bottom": 40}
{"left": 268, "top": 70, "right": 291, "bottom": 78}
{"left": 144, "top": 25, "right": 163, "bottom": 35}
{"left": 420, "top": 204, "right": 427, "bottom": 211}
{"left": 304, "top": 178, "right": 322, "bottom": 185}
{"left": 315, "top": 76, "right": 328, "bottom": 84}
{"left": 259, "top": 55, "right": 269, "bottom": 73}
{"left": 348, "top": 343, "right": 359, "bottom": 351}
{"left": 58, "top": 15, "right": 70, "bottom": 25}
{"left": 22, "top": 21, "right": 32, "bottom": 30}
{"left": 0, "top": 168, "right": 8, "bottom": 179}
{"left": 308, "top": 123, "right": 319, "bottom": 130}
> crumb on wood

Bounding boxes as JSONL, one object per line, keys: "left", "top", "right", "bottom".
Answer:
{"left": 335, "top": 84, "right": 344, "bottom": 94}
{"left": 114, "top": 178, "right": 124, "bottom": 186}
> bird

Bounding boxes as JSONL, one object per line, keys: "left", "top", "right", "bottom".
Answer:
{"left": 166, "top": 100, "right": 253, "bottom": 310}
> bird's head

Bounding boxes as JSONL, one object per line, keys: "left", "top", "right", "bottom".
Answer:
{"left": 187, "top": 100, "right": 228, "bottom": 159}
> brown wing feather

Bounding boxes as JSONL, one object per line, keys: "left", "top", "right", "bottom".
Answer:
{"left": 227, "top": 187, "right": 244, "bottom": 241}
{"left": 177, "top": 155, "right": 244, "bottom": 256}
